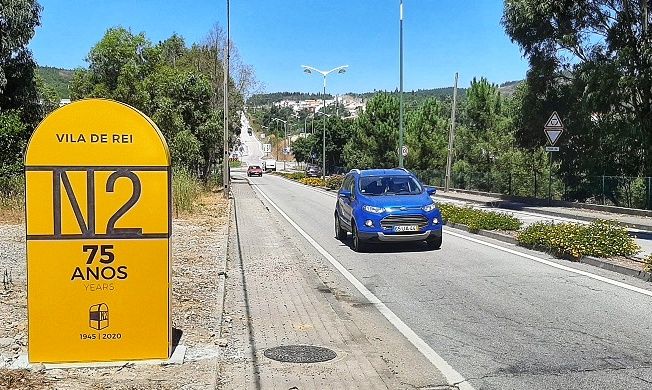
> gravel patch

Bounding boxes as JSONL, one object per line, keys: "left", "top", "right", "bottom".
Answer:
{"left": 0, "top": 193, "right": 229, "bottom": 389}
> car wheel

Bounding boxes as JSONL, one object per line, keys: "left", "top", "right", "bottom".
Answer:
{"left": 335, "top": 214, "right": 347, "bottom": 240}
{"left": 351, "top": 222, "right": 366, "bottom": 252}
{"left": 426, "top": 235, "right": 442, "bottom": 250}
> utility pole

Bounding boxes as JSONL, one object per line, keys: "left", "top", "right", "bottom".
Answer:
{"left": 398, "top": 0, "right": 405, "bottom": 168}
{"left": 222, "top": 0, "right": 230, "bottom": 199}
{"left": 322, "top": 77, "right": 327, "bottom": 178}
{"left": 645, "top": 0, "right": 649, "bottom": 37}
{"left": 445, "top": 72, "right": 459, "bottom": 192}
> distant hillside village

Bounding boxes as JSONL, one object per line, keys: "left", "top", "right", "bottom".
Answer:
{"left": 265, "top": 95, "right": 366, "bottom": 118}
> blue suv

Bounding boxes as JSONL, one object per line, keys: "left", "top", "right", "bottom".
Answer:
{"left": 335, "top": 168, "right": 443, "bottom": 252}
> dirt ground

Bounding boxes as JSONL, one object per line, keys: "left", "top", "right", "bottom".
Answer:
{"left": 0, "top": 193, "right": 230, "bottom": 389}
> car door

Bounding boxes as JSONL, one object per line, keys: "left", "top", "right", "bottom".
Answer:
{"left": 338, "top": 175, "right": 355, "bottom": 229}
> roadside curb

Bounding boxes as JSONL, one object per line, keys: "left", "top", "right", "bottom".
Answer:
{"left": 579, "top": 256, "right": 651, "bottom": 282}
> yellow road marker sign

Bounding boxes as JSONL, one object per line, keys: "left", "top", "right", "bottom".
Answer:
{"left": 25, "top": 99, "right": 171, "bottom": 363}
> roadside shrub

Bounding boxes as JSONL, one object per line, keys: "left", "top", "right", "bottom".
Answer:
{"left": 299, "top": 177, "right": 326, "bottom": 187}
{"left": 645, "top": 254, "right": 652, "bottom": 273}
{"left": 289, "top": 172, "right": 306, "bottom": 180}
{"left": 439, "top": 203, "right": 521, "bottom": 233}
{"left": 326, "top": 175, "right": 344, "bottom": 190}
{"left": 0, "top": 174, "right": 24, "bottom": 220}
{"left": 172, "top": 167, "right": 203, "bottom": 216}
{"left": 229, "top": 160, "right": 242, "bottom": 168}
{"left": 517, "top": 220, "right": 640, "bottom": 259}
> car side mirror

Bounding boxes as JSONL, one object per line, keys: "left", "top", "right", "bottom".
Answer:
{"left": 425, "top": 186, "right": 436, "bottom": 196}
{"left": 339, "top": 190, "right": 352, "bottom": 199}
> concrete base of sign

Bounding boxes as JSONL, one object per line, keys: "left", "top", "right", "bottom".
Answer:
{"left": 9, "top": 345, "right": 187, "bottom": 370}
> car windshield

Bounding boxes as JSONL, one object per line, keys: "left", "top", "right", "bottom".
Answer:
{"left": 249, "top": 166, "right": 261, "bottom": 169}
{"left": 359, "top": 176, "right": 422, "bottom": 196}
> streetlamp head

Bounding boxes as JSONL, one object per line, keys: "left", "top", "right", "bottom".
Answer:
{"left": 337, "top": 68, "right": 347, "bottom": 74}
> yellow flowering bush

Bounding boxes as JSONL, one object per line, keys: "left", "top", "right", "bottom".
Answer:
{"left": 299, "top": 177, "right": 326, "bottom": 187}
{"left": 517, "top": 220, "right": 640, "bottom": 260}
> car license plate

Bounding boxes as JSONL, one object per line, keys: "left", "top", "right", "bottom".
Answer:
{"left": 394, "top": 225, "right": 419, "bottom": 232}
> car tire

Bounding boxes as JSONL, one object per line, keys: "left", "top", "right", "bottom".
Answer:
{"left": 426, "top": 235, "right": 442, "bottom": 250}
{"left": 335, "top": 214, "right": 347, "bottom": 240}
{"left": 351, "top": 222, "right": 366, "bottom": 252}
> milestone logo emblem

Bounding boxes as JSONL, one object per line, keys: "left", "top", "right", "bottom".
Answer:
{"left": 89, "top": 303, "right": 109, "bottom": 330}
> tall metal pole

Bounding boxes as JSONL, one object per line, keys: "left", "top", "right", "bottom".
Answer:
{"left": 222, "top": 0, "right": 230, "bottom": 198}
{"left": 445, "top": 72, "right": 459, "bottom": 191}
{"left": 322, "top": 76, "right": 327, "bottom": 180}
{"left": 398, "top": 0, "right": 405, "bottom": 168}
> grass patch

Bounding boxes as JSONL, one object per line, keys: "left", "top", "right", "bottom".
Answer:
{"left": 0, "top": 174, "right": 24, "bottom": 223}
{"left": 172, "top": 168, "right": 203, "bottom": 217}
{"left": 229, "top": 160, "right": 242, "bottom": 168}
{"left": 439, "top": 203, "right": 521, "bottom": 233}
{"left": 517, "top": 220, "right": 640, "bottom": 260}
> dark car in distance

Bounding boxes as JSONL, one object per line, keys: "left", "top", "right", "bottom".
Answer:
{"left": 247, "top": 165, "right": 263, "bottom": 177}
{"left": 305, "top": 164, "right": 323, "bottom": 177}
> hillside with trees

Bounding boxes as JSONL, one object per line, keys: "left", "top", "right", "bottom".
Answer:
{"left": 36, "top": 66, "right": 73, "bottom": 98}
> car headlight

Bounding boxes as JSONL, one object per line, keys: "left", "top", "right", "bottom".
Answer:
{"left": 362, "top": 205, "right": 384, "bottom": 214}
{"left": 422, "top": 203, "right": 437, "bottom": 212}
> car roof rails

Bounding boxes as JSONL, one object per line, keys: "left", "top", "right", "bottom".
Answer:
{"left": 395, "top": 167, "right": 409, "bottom": 172}
{"left": 349, "top": 169, "right": 361, "bottom": 174}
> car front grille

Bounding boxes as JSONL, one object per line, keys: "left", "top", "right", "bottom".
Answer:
{"left": 380, "top": 214, "right": 428, "bottom": 229}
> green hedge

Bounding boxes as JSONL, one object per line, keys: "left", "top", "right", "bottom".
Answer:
{"left": 645, "top": 254, "right": 652, "bottom": 272}
{"left": 517, "top": 220, "right": 640, "bottom": 259}
{"left": 276, "top": 172, "right": 306, "bottom": 180}
{"left": 439, "top": 203, "right": 521, "bottom": 233}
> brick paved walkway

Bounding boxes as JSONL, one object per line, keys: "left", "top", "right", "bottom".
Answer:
{"left": 216, "top": 180, "right": 446, "bottom": 389}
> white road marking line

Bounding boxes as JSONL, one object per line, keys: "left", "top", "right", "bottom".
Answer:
{"left": 444, "top": 229, "right": 652, "bottom": 297}
{"left": 268, "top": 174, "right": 652, "bottom": 298}
{"left": 249, "top": 180, "right": 475, "bottom": 390}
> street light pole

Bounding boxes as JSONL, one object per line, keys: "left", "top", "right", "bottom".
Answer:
{"left": 302, "top": 65, "right": 348, "bottom": 180}
{"left": 272, "top": 118, "right": 288, "bottom": 171}
{"left": 445, "top": 72, "right": 459, "bottom": 192}
{"left": 222, "top": 0, "right": 230, "bottom": 199}
{"left": 398, "top": 0, "right": 405, "bottom": 168}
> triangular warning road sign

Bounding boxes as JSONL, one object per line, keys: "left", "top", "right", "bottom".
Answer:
{"left": 545, "top": 129, "right": 563, "bottom": 145}
{"left": 545, "top": 111, "right": 564, "bottom": 128}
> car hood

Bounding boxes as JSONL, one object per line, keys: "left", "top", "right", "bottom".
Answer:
{"left": 359, "top": 192, "right": 433, "bottom": 209}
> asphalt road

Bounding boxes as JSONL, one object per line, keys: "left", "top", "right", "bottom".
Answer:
{"left": 241, "top": 172, "right": 652, "bottom": 390}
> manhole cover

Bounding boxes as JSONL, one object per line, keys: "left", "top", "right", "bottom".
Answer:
{"left": 264, "top": 345, "right": 337, "bottom": 363}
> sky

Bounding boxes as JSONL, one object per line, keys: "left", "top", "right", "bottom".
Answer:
{"left": 29, "top": 0, "right": 530, "bottom": 95}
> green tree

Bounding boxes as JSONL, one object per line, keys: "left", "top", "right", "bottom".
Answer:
{"left": 0, "top": 111, "right": 28, "bottom": 176}
{"left": 0, "top": 0, "right": 42, "bottom": 127}
{"left": 503, "top": 0, "right": 652, "bottom": 182}
{"left": 344, "top": 93, "right": 400, "bottom": 169}
{"left": 405, "top": 98, "right": 448, "bottom": 172}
